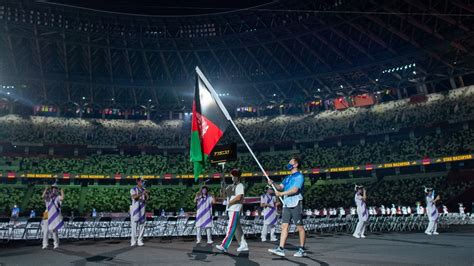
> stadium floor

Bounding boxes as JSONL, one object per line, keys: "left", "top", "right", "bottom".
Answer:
{"left": 1, "top": 226, "right": 473, "bottom": 266}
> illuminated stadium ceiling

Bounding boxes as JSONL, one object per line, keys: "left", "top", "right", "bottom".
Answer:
{"left": 0, "top": 0, "right": 473, "bottom": 110}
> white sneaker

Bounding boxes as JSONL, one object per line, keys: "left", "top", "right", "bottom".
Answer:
{"left": 268, "top": 247, "right": 285, "bottom": 257}
{"left": 270, "top": 238, "right": 278, "bottom": 242}
{"left": 215, "top": 244, "right": 227, "bottom": 253}
{"left": 425, "top": 231, "right": 433, "bottom": 235}
{"left": 137, "top": 241, "right": 144, "bottom": 247}
{"left": 42, "top": 245, "right": 48, "bottom": 250}
{"left": 360, "top": 235, "right": 366, "bottom": 238}
{"left": 432, "top": 232, "right": 439, "bottom": 235}
{"left": 53, "top": 244, "right": 59, "bottom": 249}
{"left": 207, "top": 240, "right": 214, "bottom": 244}
{"left": 352, "top": 234, "right": 361, "bottom": 238}
{"left": 261, "top": 239, "right": 267, "bottom": 242}
{"left": 131, "top": 242, "right": 137, "bottom": 247}
{"left": 237, "top": 245, "right": 249, "bottom": 252}
{"left": 196, "top": 240, "right": 201, "bottom": 244}
{"left": 293, "top": 248, "right": 307, "bottom": 257}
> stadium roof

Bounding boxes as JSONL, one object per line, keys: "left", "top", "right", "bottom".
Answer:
{"left": 0, "top": 0, "right": 473, "bottom": 110}
{"left": 40, "top": 0, "right": 275, "bottom": 16}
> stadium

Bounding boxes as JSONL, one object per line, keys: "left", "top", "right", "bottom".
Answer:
{"left": 0, "top": 0, "right": 473, "bottom": 265}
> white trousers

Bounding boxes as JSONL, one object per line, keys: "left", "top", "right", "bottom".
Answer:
{"left": 196, "top": 227, "right": 212, "bottom": 242}
{"left": 42, "top": 220, "right": 59, "bottom": 248}
{"left": 261, "top": 224, "right": 276, "bottom": 241}
{"left": 354, "top": 220, "right": 367, "bottom": 236}
{"left": 131, "top": 221, "right": 145, "bottom": 245}
{"left": 426, "top": 220, "right": 438, "bottom": 234}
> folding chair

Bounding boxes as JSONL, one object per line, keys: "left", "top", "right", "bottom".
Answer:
{"left": 67, "top": 217, "right": 86, "bottom": 239}
{"left": 142, "top": 217, "right": 154, "bottom": 238}
{"left": 327, "top": 215, "right": 338, "bottom": 233}
{"left": 93, "top": 217, "right": 112, "bottom": 239}
{"left": 107, "top": 217, "right": 123, "bottom": 238}
{"left": 304, "top": 215, "right": 316, "bottom": 232}
{"left": 241, "top": 216, "right": 258, "bottom": 237}
{"left": 10, "top": 219, "right": 27, "bottom": 240}
{"left": 183, "top": 216, "right": 196, "bottom": 236}
{"left": 312, "top": 215, "right": 325, "bottom": 234}
{"left": 152, "top": 216, "right": 168, "bottom": 237}
{"left": 252, "top": 215, "right": 264, "bottom": 237}
{"left": 176, "top": 217, "right": 188, "bottom": 236}
{"left": 163, "top": 216, "right": 177, "bottom": 237}
{"left": 213, "top": 216, "right": 226, "bottom": 236}
{"left": 119, "top": 217, "right": 131, "bottom": 238}
{"left": 23, "top": 217, "right": 43, "bottom": 240}
{"left": 0, "top": 217, "right": 11, "bottom": 241}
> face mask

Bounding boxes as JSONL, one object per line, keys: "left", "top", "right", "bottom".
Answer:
{"left": 286, "top": 163, "right": 294, "bottom": 170}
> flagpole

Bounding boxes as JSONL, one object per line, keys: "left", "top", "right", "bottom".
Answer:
{"left": 195, "top": 66, "right": 285, "bottom": 206}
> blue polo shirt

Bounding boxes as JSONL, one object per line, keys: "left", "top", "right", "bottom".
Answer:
{"left": 281, "top": 171, "right": 304, "bottom": 208}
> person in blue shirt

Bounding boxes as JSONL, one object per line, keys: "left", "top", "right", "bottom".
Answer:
{"left": 268, "top": 157, "right": 306, "bottom": 258}
{"left": 11, "top": 205, "right": 20, "bottom": 219}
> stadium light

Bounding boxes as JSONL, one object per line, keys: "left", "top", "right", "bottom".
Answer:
{"left": 375, "top": 79, "right": 379, "bottom": 82}
{"left": 413, "top": 71, "right": 416, "bottom": 75}
{"left": 7, "top": 92, "right": 10, "bottom": 95}
{"left": 82, "top": 96, "right": 85, "bottom": 100}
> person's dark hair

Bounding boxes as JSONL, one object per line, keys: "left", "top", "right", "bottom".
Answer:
{"left": 230, "top": 169, "right": 242, "bottom": 178}
{"left": 292, "top": 156, "right": 302, "bottom": 168}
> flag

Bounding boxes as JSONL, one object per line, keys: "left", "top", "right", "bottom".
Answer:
{"left": 190, "top": 70, "right": 229, "bottom": 182}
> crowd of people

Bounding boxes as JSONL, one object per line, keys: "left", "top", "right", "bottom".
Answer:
{"left": 1, "top": 124, "right": 472, "bottom": 174}
{"left": 0, "top": 86, "right": 472, "bottom": 147}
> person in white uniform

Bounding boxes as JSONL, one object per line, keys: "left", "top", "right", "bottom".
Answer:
{"left": 424, "top": 187, "right": 440, "bottom": 235}
{"left": 42, "top": 183, "right": 64, "bottom": 249}
{"left": 458, "top": 203, "right": 465, "bottom": 216}
{"left": 195, "top": 185, "right": 215, "bottom": 244}
{"left": 130, "top": 177, "right": 149, "bottom": 246}
{"left": 260, "top": 186, "right": 279, "bottom": 242}
{"left": 353, "top": 185, "right": 368, "bottom": 238}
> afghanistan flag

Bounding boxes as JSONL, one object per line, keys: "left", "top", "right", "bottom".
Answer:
{"left": 190, "top": 69, "right": 229, "bottom": 182}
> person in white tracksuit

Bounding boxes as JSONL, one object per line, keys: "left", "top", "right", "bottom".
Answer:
{"left": 353, "top": 185, "right": 368, "bottom": 238}
{"left": 215, "top": 169, "right": 248, "bottom": 253}
{"left": 424, "top": 187, "right": 440, "bottom": 235}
